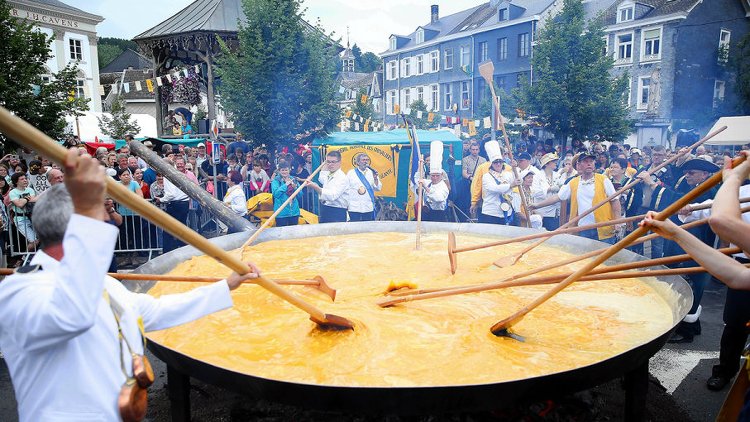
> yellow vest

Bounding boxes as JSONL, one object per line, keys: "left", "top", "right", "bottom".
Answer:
{"left": 471, "top": 162, "right": 512, "bottom": 205}
{"left": 569, "top": 173, "right": 614, "bottom": 240}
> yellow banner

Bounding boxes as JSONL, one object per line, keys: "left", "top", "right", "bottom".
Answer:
{"left": 326, "top": 144, "right": 399, "bottom": 197}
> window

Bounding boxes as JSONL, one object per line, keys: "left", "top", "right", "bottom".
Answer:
{"left": 495, "top": 76, "right": 506, "bottom": 92}
{"left": 460, "top": 81, "right": 470, "bottom": 109}
{"left": 602, "top": 36, "right": 609, "bottom": 56}
{"left": 713, "top": 80, "right": 726, "bottom": 108}
{"left": 498, "top": 37, "right": 508, "bottom": 60}
{"left": 403, "top": 58, "right": 411, "bottom": 77}
{"left": 443, "top": 83, "right": 453, "bottom": 111}
{"left": 719, "top": 29, "right": 731, "bottom": 63}
{"left": 404, "top": 88, "right": 411, "bottom": 109}
{"left": 69, "top": 39, "right": 82, "bottom": 61}
{"left": 641, "top": 27, "right": 662, "bottom": 61}
{"left": 416, "top": 29, "right": 424, "bottom": 45}
{"left": 390, "top": 37, "right": 397, "bottom": 50}
{"left": 444, "top": 48, "right": 454, "bottom": 69}
{"left": 430, "top": 84, "right": 439, "bottom": 111}
{"left": 417, "top": 86, "right": 424, "bottom": 103}
{"left": 518, "top": 33, "right": 530, "bottom": 57}
{"left": 416, "top": 55, "right": 424, "bottom": 75}
{"left": 75, "top": 79, "right": 85, "bottom": 99}
{"left": 460, "top": 45, "right": 470, "bottom": 67}
{"left": 477, "top": 78, "right": 487, "bottom": 102}
{"left": 617, "top": 5, "right": 634, "bottom": 23}
{"left": 387, "top": 60, "right": 398, "bottom": 80}
{"left": 387, "top": 90, "right": 397, "bottom": 115}
{"left": 637, "top": 76, "right": 651, "bottom": 110}
{"left": 499, "top": 8, "right": 508, "bottom": 21}
{"left": 430, "top": 51, "right": 439, "bottom": 72}
{"left": 616, "top": 33, "right": 633, "bottom": 63}
{"left": 478, "top": 41, "right": 488, "bottom": 62}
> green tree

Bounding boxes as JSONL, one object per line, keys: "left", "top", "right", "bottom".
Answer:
{"left": 474, "top": 84, "right": 520, "bottom": 139}
{"left": 349, "top": 88, "right": 374, "bottom": 121}
{"left": 351, "top": 43, "right": 380, "bottom": 73}
{"left": 97, "top": 95, "right": 141, "bottom": 139}
{"left": 519, "top": 0, "right": 630, "bottom": 147}
{"left": 217, "top": 0, "right": 339, "bottom": 150}
{"left": 98, "top": 37, "right": 139, "bottom": 69}
{"left": 735, "top": 31, "right": 750, "bottom": 114}
{"left": 0, "top": 0, "right": 88, "bottom": 147}
{"left": 408, "top": 99, "right": 438, "bottom": 130}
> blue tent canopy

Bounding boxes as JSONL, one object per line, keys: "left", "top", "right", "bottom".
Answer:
{"left": 314, "top": 129, "right": 461, "bottom": 147}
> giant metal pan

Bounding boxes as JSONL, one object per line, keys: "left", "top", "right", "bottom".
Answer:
{"left": 132, "top": 222, "right": 692, "bottom": 414}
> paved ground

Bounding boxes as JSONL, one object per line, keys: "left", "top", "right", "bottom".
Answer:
{"left": 0, "top": 277, "right": 740, "bottom": 421}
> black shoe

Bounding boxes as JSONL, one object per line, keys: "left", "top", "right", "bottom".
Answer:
{"left": 706, "top": 375, "right": 730, "bottom": 391}
{"left": 668, "top": 331, "right": 693, "bottom": 344}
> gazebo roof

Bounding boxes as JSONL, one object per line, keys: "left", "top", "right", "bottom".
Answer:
{"left": 134, "top": 0, "right": 242, "bottom": 40}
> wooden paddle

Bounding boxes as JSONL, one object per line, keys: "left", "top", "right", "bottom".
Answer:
{"left": 478, "top": 60, "right": 532, "bottom": 228}
{"left": 0, "top": 268, "right": 338, "bottom": 301}
{"left": 0, "top": 106, "right": 353, "bottom": 331}
{"left": 491, "top": 125, "right": 728, "bottom": 268}
{"left": 379, "top": 246, "right": 741, "bottom": 306}
{"left": 489, "top": 154, "right": 745, "bottom": 338}
{"left": 240, "top": 162, "right": 325, "bottom": 249}
{"left": 447, "top": 196, "right": 750, "bottom": 273}
{"left": 402, "top": 114, "right": 424, "bottom": 250}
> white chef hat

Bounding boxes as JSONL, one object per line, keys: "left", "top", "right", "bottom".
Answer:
{"left": 485, "top": 141, "right": 502, "bottom": 162}
{"left": 530, "top": 214, "right": 543, "bottom": 230}
{"left": 429, "top": 140, "right": 444, "bottom": 174}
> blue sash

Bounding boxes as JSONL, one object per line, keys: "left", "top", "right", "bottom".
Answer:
{"left": 355, "top": 168, "right": 377, "bottom": 219}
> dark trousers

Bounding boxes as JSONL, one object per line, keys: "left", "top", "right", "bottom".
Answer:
{"left": 275, "top": 216, "right": 298, "bottom": 227}
{"left": 320, "top": 204, "right": 347, "bottom": 223}
{"left": 349, "top": 211, "right": 374, "bottom": 222}
{"left": 478, "top": 213, "right": 509, "bottom": 225}
{"left": 163, "top": 201, "right": 189, "bottom": 253}
{"left": 542, "top": 216, "right": 559, "bottom": 231}
{"left": 422, "top": 208, "right": 447, "bottom": 222}
{"left": 714, "top": 259, "right": 750, "bottom": 377}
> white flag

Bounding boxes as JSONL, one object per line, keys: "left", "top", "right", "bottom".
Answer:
{"left": 474, "top": 120, "right": 480, "bottom": 127}
{"left": 355, "top": 122, "right": 360, "bottom": 131}
{"left": 404, "top": 108, "right": 411, "bottom": 115}
{"left": 483, "top": 116, "right": 491, "bottom": 128}
{"left": 417, "top": 111, "right": 423, "bottom": 119}
{"left": 339, "top": 85, "right": 345, "bottom": 94}
{"left": 135, "top": 80, "right": 142, "bottom": 91}
{"left": 82, "top": 84, "right": 90, "bottom": 96}
{"left": 165, "top": 74, "right": 172, "bottom": 83}
{"left": 97, "top": 85, "right": 105, "bottom": 96}
{"left": 183, "top": 68, "right": 189, "bottom": 77}
{"left": 156, "top": 77, "right": 163, "bottom": 87}
{"left": 123, "top": 82, "right": 130, "bottom": 93}
{"left": 194, "top": 64, "right": 201, "bottom": 74}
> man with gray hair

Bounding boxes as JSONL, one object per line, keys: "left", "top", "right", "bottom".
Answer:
{"left": 46, "top": 168, "right": 64, "bottom": 186}
{"left": 0, "top": 149, "right": 261, "bottom": 421}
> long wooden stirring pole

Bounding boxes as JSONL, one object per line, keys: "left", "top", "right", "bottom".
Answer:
{"left": 0, "top": 106, "right": 353, "bottom": 330}
{"left": 491, "top": 125, "right": 728, "bottom": 268}
{"left": 240, "top": 162, "right": 325, "bottom": 249}
{"left": 489, "top": 155, "right": 746, "bottom": 337}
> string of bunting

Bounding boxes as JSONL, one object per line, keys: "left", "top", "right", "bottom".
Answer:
{"left": 91, "top": 64, "right": 203, "bottom": 97}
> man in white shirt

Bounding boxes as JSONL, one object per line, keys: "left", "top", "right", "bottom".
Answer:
{"left": 156, "top": 160, "right": 190, "bottom": 252}
{"left": 416, "top": 141, "right": 450, "bottom": 222}
{"left": 531, "top": 151, "right": 621, "bottom": 243}
{"left": 306, "top": 151, "right": 349, "bottom": 223}
{"left": 0, "top": 149, "right": 259, "bottom": 422}
{"left": 346, "top": 153, "right": 382, "bottom": 221}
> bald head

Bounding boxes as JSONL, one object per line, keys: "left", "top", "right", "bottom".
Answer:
{"left": 47, "top": 169, "right": 64, "bottom": 186}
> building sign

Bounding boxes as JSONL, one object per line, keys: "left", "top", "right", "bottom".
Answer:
{"left": 325, "top": 144, "right": 400, "bottom": 197}
{"left": 11, "top": 8, "right": 81, "bottom": 29}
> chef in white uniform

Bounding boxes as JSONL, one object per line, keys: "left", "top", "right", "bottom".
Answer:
{"left": 0, "top": 150, "right": 260, "bottom": 422}
{"left": 416, "top": 141, "right": 450, "bottom": 222}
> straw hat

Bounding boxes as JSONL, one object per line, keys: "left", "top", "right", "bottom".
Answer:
{"left": 540, "top": 152, "right": 559, "bottom": 168}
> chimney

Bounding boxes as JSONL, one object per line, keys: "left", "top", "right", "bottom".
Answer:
{"left": 431, "top": 5, "right": 439, "bottom": 23}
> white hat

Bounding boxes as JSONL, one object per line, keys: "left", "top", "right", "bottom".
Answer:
{"left": 197, "top": 142, "right": 206, "bottom": 147}
{"left": 429, "top": 140, "right": 444, "bottom": 174}
{"left": 530, "top": 214, "right": 543, "bottom": 229}
{"left": 485, "top": 141, "right": 502, "bottom": 162}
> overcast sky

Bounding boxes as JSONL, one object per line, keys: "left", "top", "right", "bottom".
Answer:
{"left": 63, "top": 0, "right": 480, "bottom": 53}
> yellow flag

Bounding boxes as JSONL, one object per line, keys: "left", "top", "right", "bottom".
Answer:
{"left": 361, "top": 94, "right": 368, "bottom": 105}
{"left": 145, "top": 79, "right": 154, "bottom": 93}
{"left": 394, "top": 104, "right": 400, "bottom": 114}
{"left": 427, "top": 112, "right": 435, "bottom": 122}
{"left": 68, "top": 90, "right": 76, "bottom": 102}
{"left": 345, "top": 110, "right": 352, "bottom": 118}
{"left": 462, "top": 118, "right": 469, "bottom": 127}
{"left": 468, "top": 120, "right": 477, "bottom": 136}
{"left": 364, "top": 119, "right": 370, "bottom": 132}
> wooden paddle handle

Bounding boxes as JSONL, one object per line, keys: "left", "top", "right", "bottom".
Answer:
{"left": 0, "top": 106, "right": 329, "bottom": 323}
{"left": 241, "top": 162, "right": 324, "bottom": 248}
{"left": 491, "top": 154, "right": 745, "bottom": 333}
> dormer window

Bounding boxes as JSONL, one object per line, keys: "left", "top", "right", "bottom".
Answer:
{"left": 390, "top": 36, "right": 397, "bottom": 50}
{"left": 416, "top": 29, "right": 424, "bottom": 44}
{"left": 499, "top": 8, "right": 508, "bottom": 21}
{"left": 617, "top": 3, "right": 634, "bottom": 23}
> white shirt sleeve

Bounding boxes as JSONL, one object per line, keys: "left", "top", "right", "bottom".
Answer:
{"left": 320, "top": 171, "right": 349, "bottom": 203}
{"left": 557, "top": 181, "right": 571, "bottom": 201}
{"left": 6, "top": 215, "right": 119, "bottom": 351}
{"left": 482, "top": 172, "right": 510, "bottom": 195}
{"left": 161, "top": 177, "right": 187, "bottom": 202}
{"left": 603, "top": 177, "right": 616, "bottom": 197}
{"left": 678, "top": 199, "right": 712, "bottom": 223}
